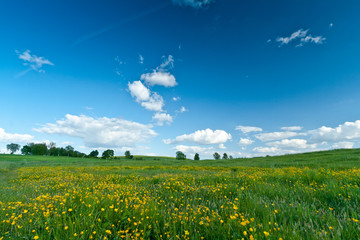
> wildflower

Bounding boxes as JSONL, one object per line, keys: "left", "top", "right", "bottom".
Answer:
{"left": 264, "top": 231, "right": 270, "bottom": 237}
{"left": 34, "top": 236, "right": 39, "bottom": 240}
{"left": 106, "top": 230, "right": 112, "bottom": 235}
{"left": 185, "top": 230, "right": 189, "bottom": 236}
{"left": 243, "top": 231, "right": 247, "bottom": 236}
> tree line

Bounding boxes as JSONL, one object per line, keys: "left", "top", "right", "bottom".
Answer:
{"left": 176, "top": 151, "right": 233, "bottom": 161}
{"left": 5, "top": 142, "right": 129, "bottom": 159}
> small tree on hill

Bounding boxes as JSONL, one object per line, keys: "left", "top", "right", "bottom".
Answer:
{"left": 176, "top": 151, "right": 186, "bottom": 160}
{"left": 102, "top": 149, "right": 114, "bottom": 159}
{"left": 222, "top": 153, "right": 228, "bottom": 160}
{"left": 21, "top": 145, "right": 32, "bottom": 155}
{"left": 7, "top": 143, "right": 20, "bottom": 154}
{"left": 229, "top": 155, "right": 233, "bottom": 159}
{"left": 194, "top": 153, "right": 200, "bottom": 161}
{"left": 125, "top": 150, "right": 133, "bottom": 159}
{"left": 213, "top": 152, "right": 220, "bottom": 160}
{"left": 89, "top": 150, "right": 99, "bottom": 158}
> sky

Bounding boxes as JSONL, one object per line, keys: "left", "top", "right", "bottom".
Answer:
{"left": 1, "top": 0, "right": 360, "bottom": 159}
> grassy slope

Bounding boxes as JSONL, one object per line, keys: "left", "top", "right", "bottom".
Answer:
{"left": 1, "top": 148, "right": 360, "bottom": 169}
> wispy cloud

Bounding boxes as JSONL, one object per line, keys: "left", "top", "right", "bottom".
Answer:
{"left": 72, "top": 3, "right": 169, "bottom": 46}
{"left": 235, "top": 125, "right": 263, "bottom": 133}
{"left": 139, "top": 54, "right": 144, "bottom": 64}
{"left": 172, "top": 0, "right": 214, "bottom": 8}
{"left": 152, "top": 112, "right": 173, "bottom": 126}
{"left": 276, "top": 29, "right": 326, "bottom": 47}
{"left": 16, "top": 50, "right": 54, "bottom": 74}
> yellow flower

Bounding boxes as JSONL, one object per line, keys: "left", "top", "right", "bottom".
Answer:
{"left": 264, "top": 231, "right": 270, "bottom": 237}
{"left": 185, "top": 230, "right": 189, "bottom": 235}
{"left": 64, "top": 226, "right": 68, "bottom": 230}
{"left": 105, "top": 230, "right": 112, "bottom": 235}
{"left": 243, "top": 231, "right": 247, "bottom": 236}
{"left": 74, "top": 233, "right": 78, "bottom": 237}
{"left": 68, "top": 208, "right": 72, "bottom": 212}
{"left": 34, "top": 236, "right": 39, "bottom": 240}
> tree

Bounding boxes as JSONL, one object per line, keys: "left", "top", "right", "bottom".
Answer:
{"left": 65, "top": 145, "right": 74, "bottom": 157}
{"left": 21, "top": 145, "right": 32, "bottom": 155}
{"left": 125, "top": 150, "right": 133, "bottom": 159}
{"left": 176, "top": 151, "right": 186, "bottom": 160}
{"left": 102, "top": 149, "right": 114, "bottom": 159}
{"left": 31, "top": 143, "right": 48, "bottom": 155}
{"left": 213, "top": 152, "right": 220, "bottom": 160}
{"left": 89, "top": 150, "right": 99, "bottom": 158}
{"left": 222, "top": 153, "right": 228, "bottom": 160}
{"left": 229, "top": 155, "right": 233, "bottom": 159}
{"left": 194, "top": 153, "right": 200, "bottom": 161}
{"left": 7, "top": 143, "right": 20, "bottom": 154}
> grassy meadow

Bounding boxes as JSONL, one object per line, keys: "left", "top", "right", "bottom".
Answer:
{"left": 0, "top": 149, "right": 360, "bottom": 239}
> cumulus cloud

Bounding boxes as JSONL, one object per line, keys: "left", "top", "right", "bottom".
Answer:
{"left": 34, "top": 114, "right": 157, "bottom": 148}
{"left": 255, "top": 131, "right": 299, "bottom": 142}
{"left": 172, "top": 0, "right": 214, "bottom": 8}
{"left": 141, "top": 71, "right": 177, "bottom": 87}
{"left": 128, "top": 81, "right": 164, "bottom": 112}
{"left": 16, "top": 50, "right": 54, "bottom": 73}
{"left": 276, "top": 29, "right": 325, "bottom": 47}
{"left": 252, "top": 146, "right": 279, "bottom": 154}
{"left": 280, "top": 126, "right": 302, "bottom": 131}
{"left": 128, "top": 81, "right": 150, "bottom": 102}
{"left": 0, "top": 128, "right": 34, "bottom": 143}
{"left": 152, "top": 112, "right": 173, "bottom": 126}
{"left": 235, "top": 125, "right": 263, "bottom": 133}
{"left": 266, "top": 139, "right": 316, "bottom": 149}
{"left": 238, "top": 138, "right": 254, "bottom": 146}
{"left": 309, "top": 120, "right": 360, "bottom": 143}
{"left": 164, "top": 128, "right": 232, "bottom": 145}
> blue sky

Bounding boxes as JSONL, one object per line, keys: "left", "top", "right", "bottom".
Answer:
{"left": 1, "top": 0, "right": 360, "bottom": 158}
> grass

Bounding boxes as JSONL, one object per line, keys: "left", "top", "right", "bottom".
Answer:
{"left": 0, "top": 149, "right": 360, "bottom": 239}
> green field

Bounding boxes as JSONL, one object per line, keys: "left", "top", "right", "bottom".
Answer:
{"left": 0, "top": 149, "right": 360, "bottom": 239}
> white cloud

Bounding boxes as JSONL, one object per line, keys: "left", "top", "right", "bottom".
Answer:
{"left": 139, "top": 54, "right": 144, "bottom": 64}
{"left": 128, "top": 81, "right": 164, "bottom": 112}
{"left": 128, "top": 81, "right": 150, "bottom": 102}
{"left": 16, "top": 50, "right": 53, "bottom": 72}
{"left": 172, "top": 0, "right": 214, "bottom": 8}
{"left": 164, "top": 128, "right": 232, "bottom": 145}
{"left": 0, "top": 128, "right": 34, "bottom": 143}
{"left": 280, "top": 126, "right": 302, "bottom": 131}
{"left": 159, "top": 55, "right": 174, "bottom": 69}
{"left": 309, "top": 120, "right": 360, "bottom": 142}
{"left": 219, "top": 144, "right": 226, "bottom": 149}
{"left": 267, "top": 139, "right": 316, "bottom": 149}
{"left": 276, "top": 29, "right": 325, "bottom": 47}
{"left": 255, "top": 131, "right": 299, "bottom": 142}
{"left": 235, "top": 125, "right": 263, "bottom": 133}
{"left": 332, "top": 141, "right": 354, "bottom": 149}
{"left": 174, "top": 145, "right": 214, "bottom": 156}
{"left": 152, "top": 112, "right": 173, "bottom": 126}
{"left": 140, "top": 93, "right": 164, "bottom": 112}
{"left": 141, "top": 71, "right": 177, "bottom": 87}
{"left": 238, "top": 138, "right": 254, "bottom": 146}
{"left": 173, "top": 97, "right": 181, "bottom": 101}
{"left": 34, "top": 114, "right": 157, "bottom": 148}
{"left": 252, "top": 146, "right": 279, "bottom": 154}
{"left": 179, "top": 106, "right": 188, "bottom": 113}
{"left": 329, "top": 23, "right": 334, "bottom": 28}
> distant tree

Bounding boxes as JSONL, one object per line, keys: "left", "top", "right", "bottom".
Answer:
{"left": 21, "top": 145, "right": 32, "bottom": 155}
{"left": 89, "top": 150, "right": 99, "bottom": 158}
{"left": 213, "top": 152, "right": 220, "bottom": 160}
{"left": 31, "top": 143, "right": 48, "bottom": 155}
{"left": 176, "top": 151, "right": 186, "bottom": 160}
{"left": 65, "top": 145, "right": 74, "bottom": 157}
{"left": 194, "top": 153, "right": 200, "bottom": 161}
{"left": 125, "top": 150, "right": 133, "bottom": 159}
{"left": 102, "top": 149, "right": 114, "bottom": 159}
{"left": 229, "top": 155, "right": 233, "bottom": 159}
{"left": 222, "top": 153, "right": 228, "bottom": 160}
{"left": 7, "top": 143, "right": 20, "bottom": 154}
